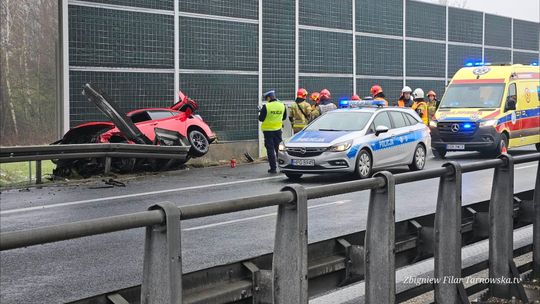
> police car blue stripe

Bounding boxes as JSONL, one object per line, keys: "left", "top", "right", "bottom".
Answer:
{"left": 289, "top": 130, "right": 350, "bottom": 143}
{"left": 346, "top": 129, "right": 425, "bottom": 159}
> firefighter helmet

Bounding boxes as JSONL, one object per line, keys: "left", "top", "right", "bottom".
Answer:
{"left": 370, "top": 85, "right": 383, "bottom": 97}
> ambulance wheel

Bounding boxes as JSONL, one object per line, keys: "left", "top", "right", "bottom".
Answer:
{"left": 491, "top": 133, "right": 509, "bottom": 156}
{"left": 354, "top": 149, "right": 372, "bottom": 179}
{"left": 409, "top": 144, "right": 426, "bottom": 171}
{"left": 285, "top": 172, "right": 303, "bottom": 180}
{"left": 432, "top": 148, "right": 447, "bottom": 159}
{"left": 535, "top": 143, "right": 540, "bottom": 152}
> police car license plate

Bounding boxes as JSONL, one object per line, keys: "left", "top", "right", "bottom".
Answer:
{"left": 292, "top": 159, "right": 315, "bottom": 166}
{"left": 447, "top": 144, "right": 465, "bottom": 150}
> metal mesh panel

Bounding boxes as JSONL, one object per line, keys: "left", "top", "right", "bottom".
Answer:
{"left": 513, "top": 52, "right": 539, "bottom": 65}
{"left": 406, "top": 0, "right": 445, "bottom": 40}
{"left": 85, "top": 0, "right": 174, "bottom": 11}
{"left": 179, "top": 18, "right": 258, "bottom": 71}
{"left": 263, "top": 0, "right": 295, "bottom": 100}
{"left": 69, "top": 71, "right": 174, "bottom": 126}
{"left": 356, "top": 0, "right": 402, "bottom": 36}
{"left": 484, "top": 48, "right": 511, "bottom": 64}
{"left": 357, "top": 79, "right": 403, "bottom": 105}
{"left": 513, "top": 20, "right": 540, "bottom": 51}
{"left": 405, "top": 80, "right": 446, "bottom": 103}
{"left": 484, "top": 14, "right": 511, "bottom": 47}
{"left": 299, "top": 0, "right": 352, "bottom": 30}
{"left": 406, "top": 41, "right": 445, "bottom": 77}
{"left": 299, "top": 77, "right": 353, "bottom": 102}
{"left": 448, "top": 7, "right": 482, "bottom": 44}
{"left": 178, "top": 0, "right": 258, "bottom": 19}
{"left": 448, "top": 45, "right": 482, "bottom": 77}
{"left": 357, "top": 36, "right": 402, "bottom": 76}
{"left": 178, "top": 74, "right": 258, "bottom": 141}
{"left": 69, "top": 6, "right": 174, "bottom": 68}
{"left": 299, "top": 29, "right": 353, "bottom": 74}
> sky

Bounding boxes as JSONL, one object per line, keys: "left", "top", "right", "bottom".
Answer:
{"left": 419, "top": 0, "right": 539, "bottom": 22}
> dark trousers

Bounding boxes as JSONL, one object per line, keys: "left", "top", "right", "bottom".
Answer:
{"left": 263, "top": 130, "right": 282, "bottom": 170}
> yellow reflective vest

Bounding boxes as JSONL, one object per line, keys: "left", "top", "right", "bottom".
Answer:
{"left": 261, "top": 101, "right": 286, "bottom": 131}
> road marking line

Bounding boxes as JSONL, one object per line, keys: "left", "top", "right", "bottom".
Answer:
{"left": 183, "top": 200, "right": 351, "bottom": 231}
{"left": 0, "top": 176, "right": 284, "bottom": 215}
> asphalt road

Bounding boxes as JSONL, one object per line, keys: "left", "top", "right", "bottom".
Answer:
{"left": 0, "top": 147, "right": 538, "bottom": 304}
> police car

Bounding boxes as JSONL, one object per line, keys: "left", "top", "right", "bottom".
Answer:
{"left": 278, "top": 101, "right": 431, "bottom": 179}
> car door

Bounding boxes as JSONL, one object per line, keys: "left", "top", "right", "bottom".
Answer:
{"left": 365, "top": 111, "right": 396, "bottom": 168}
{"left": 402, "top": 112, "right": 425, "bottom": 164}
{"left": 387, "top": 111, "right": 411, "bottom": 164}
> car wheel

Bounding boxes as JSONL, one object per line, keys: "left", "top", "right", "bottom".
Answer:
{"left": 409, "top": 144, "right": 426, "bottom": 171}
{"left": 188, "top": 129, "right": 209, "bottom": 157}
{"left": 489, "top": 133, "right": 508, "bottom": 157}
{"left": 354, "top": 149, "right": 372, "bottom": 179}
{"left": 432, "top": 148, "right": 447, "bottom": 159}
{"left": 285, "top": 172, "right": 303, "bottom": 180}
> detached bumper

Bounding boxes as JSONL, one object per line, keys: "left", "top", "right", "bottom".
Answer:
{"left": 277, "top": 150, "right": 356, "bottom": 174}
{"left": 430, "top": 125, "right": 501, "bottom": 151}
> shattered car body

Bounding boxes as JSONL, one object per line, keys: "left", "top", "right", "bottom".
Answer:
{"left": 53, "top": 84, "right": 215, "bottom": 177}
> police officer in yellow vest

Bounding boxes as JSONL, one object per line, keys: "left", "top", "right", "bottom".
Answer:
{"left": 259, "top": 90, "right": 287, "bottom": 173}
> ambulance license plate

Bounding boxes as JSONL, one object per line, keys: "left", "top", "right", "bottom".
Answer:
{"left": 292, "top": 159, "right": 315, "bottom": 166}
{"left": 447, "top": 144, "right": 465, "bottom": 150}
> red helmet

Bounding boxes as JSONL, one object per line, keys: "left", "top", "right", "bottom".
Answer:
{"left": 310, "top": 92, "right": 320, "bottom": 102}
{"left": 351, "top": 94, "right": 360, "bottom": 100}
{"left": 296, "top": 88, "right": 308, "bottom": 99}
{"left": 370, "top": 85, "right": 383, "bottom": 97}
{"left": 427, "top": 90, "right": 436, "bottom": 97}
{"left": 320, "top": 89, "right": 331, "bottom": 99}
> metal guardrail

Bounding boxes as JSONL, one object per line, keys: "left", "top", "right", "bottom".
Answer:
{"left": 0, "top": 143, "right": 190, "bottom": 183}
{"left": 1, "top": 153, "right": 539, "bottom": 304}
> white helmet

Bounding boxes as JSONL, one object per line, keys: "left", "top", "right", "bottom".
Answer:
{"left": 413, "top": 88, "right": 424, "bottom": 99}
{"left": 401, "top": 86, "right": 412, "bottom": 93}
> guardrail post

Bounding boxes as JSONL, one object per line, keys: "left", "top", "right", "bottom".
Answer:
{"left": 365, "top": 171, "right": 395, "bottom": 304}
{"left": 533, "top": 159, "right": 540, "bottom": 280}
{"left": 273, "top": 185, "right": 308, "bottom": 304}
{"left": 36, "top": 160, "right": 42, "bottom": 184}
{"left": 434, "top": 162, "right": 468, "bottom": 304}
{"left": 104, "top": 156, "right": 112, "bottom": 175}
{"left": 489, "top": 154, "right": 514, "bottom": 299}
{"left": 141, "top": 202, "right": 182, "bottom": 304}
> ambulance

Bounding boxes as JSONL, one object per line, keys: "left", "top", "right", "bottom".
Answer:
{"left": 429, "top": 63, "right": 540, "bottom": 158}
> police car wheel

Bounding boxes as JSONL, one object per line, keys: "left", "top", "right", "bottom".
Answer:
{"left": 188, "top": 129, "right": 209, "bottom": 157}
{"left": 354, "top": 150, "right": 372, "bottom": 179}
{"left": 285, "top": 172, "right": 303, "bottom": 179}
{"left": 409, "top": 144, "right": 426, "bottom": 171}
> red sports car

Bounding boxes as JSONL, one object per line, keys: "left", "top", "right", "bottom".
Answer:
{"left": 53, "top": 84, "right": 215, "bottom": 177}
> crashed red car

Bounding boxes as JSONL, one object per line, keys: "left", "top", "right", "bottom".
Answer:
{"left": 53, "top": 83, "right": 215, "bottom": 177}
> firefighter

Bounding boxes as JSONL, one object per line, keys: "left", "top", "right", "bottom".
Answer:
{"left": 351, "top": 94, "right": 361, "bottom": 100}
{"left": 289, "top": 88, "right": 312, "bottom": 134}
{"left": 370, "top": 85, "right": 389, "bottom": 106}
{"left": 310, "top": 92, "right": 320, "bottom": 110}
{"left": 259, "top": 90, "right": 287, "bottom": 174}
{"left": 311, "top": 89, "right": 337, "bottom": 120}
{"left": 397, "top": 86, "right": 414, "bottom": 107}
{"left": 411, "top": 88, "right": 429, "bottom": 125}
{"left": 427, "top": 90, "right": 439, "bottom": 119}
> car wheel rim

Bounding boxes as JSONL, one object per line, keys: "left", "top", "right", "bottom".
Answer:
{"left": 500, "top": 139, "right": 506, "bottom": 152}
{"left": 358, "top": 153, "right": 370, "bottom": 177}
{"left": 191, "top": 132, "right": 207, "bottom": 152}
{"left": 415, "top": 147, "right": 425, "bottom": 169}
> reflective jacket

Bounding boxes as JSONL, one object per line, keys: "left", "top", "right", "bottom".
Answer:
{"left": 412, "top": 100, "right": 429, "bottom": 125}
{"left": 289, "top": 100, "right": 313, "bottom": 132}
{"left": 260, "top": 100, "right": 286, "bottom": 131}
{"left": 397, "top": 96, "right": 413, "bottom": 107}
{"left": 374, "top": 97, "right": 389, "bottom": 107}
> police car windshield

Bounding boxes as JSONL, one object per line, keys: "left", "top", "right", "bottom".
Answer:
{"left": 306, "top": 112, "right": 372, "bottom": 131}
{"left": 439, "top": 83, "right": 505, "bottom": 108}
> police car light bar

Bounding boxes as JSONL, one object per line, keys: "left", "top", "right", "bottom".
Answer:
{"left": 339, "top": 99, "right": 385, "bottom": 108}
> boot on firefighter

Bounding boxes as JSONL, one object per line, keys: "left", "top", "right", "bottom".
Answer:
{"left": 289, "top": 88, "right": 312, "bottom": 134}
{"left": 411, "top": 88, "right": 429, "bottom": 125}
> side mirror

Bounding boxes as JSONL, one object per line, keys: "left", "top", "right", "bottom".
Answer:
{"left": 505, "top": 96, "right": 516, "bottom": 112}
{"left": 375, "top": 125, "right": 389, "bottom": 136}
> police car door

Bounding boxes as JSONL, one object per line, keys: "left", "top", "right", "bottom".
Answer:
{"left": 388, "top": 111, "right": 415, "bottom": 164}
{"left": 366, "top": 111, "right": 396, "bottom": 168}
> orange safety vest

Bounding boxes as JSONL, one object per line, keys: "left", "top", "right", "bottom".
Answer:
{"left": 374, "top": 97, "right": 388, "bottom": 107}
{"left": 412, "top": 101, "right": 429, "bottom": 125}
